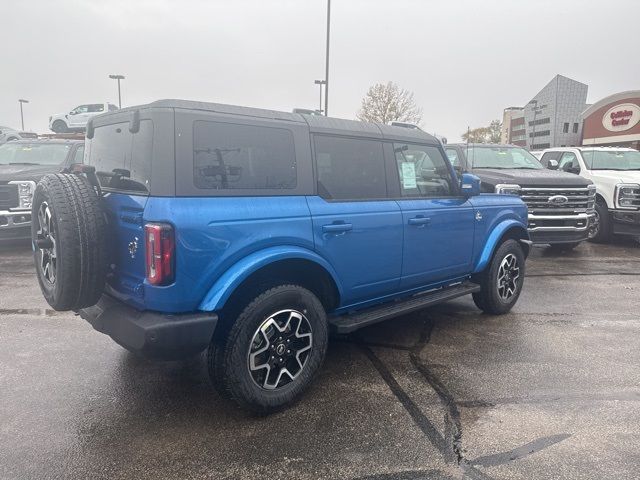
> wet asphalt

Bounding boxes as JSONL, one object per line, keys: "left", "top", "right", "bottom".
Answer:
{"left": 1, "top": 238, "right": 639, "bottom": 480}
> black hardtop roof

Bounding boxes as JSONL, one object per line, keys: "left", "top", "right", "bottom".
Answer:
{"left": 98, "top": 99, "right": 440, "bottom": 144}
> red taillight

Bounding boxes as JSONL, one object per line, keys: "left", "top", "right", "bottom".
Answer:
{"left": 145, "top": 223, "right": 175, "bottom": 285}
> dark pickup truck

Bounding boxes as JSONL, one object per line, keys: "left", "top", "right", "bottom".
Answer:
{"left": 0, "top": 139, "right": 84, "bottom": 242}
{"left": 445, "top": 144, "right": 596, "bottom": 248}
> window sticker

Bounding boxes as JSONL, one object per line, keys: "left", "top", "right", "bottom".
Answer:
{"left": 401, "top": 162, "right": 417, "bottom": 189}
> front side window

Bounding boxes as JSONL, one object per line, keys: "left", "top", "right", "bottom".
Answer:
{"left": 88, "top": 104, "right": 104, "bottom": 113}
{"left": 193, "top": 121, "right": 296, "bottom": 190}
{"left": 0, "top": 143, "right": 71, "bottom": 166}
{"left": 582, "top": 150, "right": 640, "bottom": 171}
{"left": 466, "top": 146, "right": 543, "bottom": 170}
{"left": 72, "top": 105, "right": 89, "bottom": 114}
{"left": 395, "top": 143, "right": 454, "bottom": 197}
{"left": 314, "top": 136, "right": 386, "bottom": 200}
{"left": 558, "top": 152, "right": 578, "bottom": 171}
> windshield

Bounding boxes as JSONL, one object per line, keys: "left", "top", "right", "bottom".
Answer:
{"left": 466, "top": 146, "right": 544, "bottom": 170}
{"left": 582, "top": 150, "right": 640, "bottom": 171}
{"left": 0, "top": 143, "right": 71, "bottom": 166}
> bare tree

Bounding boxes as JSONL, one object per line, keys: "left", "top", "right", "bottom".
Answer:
{"left": 356, "top": 82, "right": 422, "bottom": 125}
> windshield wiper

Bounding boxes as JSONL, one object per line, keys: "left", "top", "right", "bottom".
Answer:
{"left": 8, "top": 162, "right": 40, "bottom": 166}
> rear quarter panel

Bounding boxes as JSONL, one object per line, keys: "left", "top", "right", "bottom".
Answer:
{"left": 142, "top": 196, "right": 314, "bottom": 313}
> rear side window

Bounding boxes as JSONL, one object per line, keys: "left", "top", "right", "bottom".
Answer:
{"left": 193, "top": 121, "right": 296, "bottom": 190}
{"left": 88, "top": 120, "right": 153, "bottom": 193}
{"left": 314, "top": 136, "right": 386, "bottom": 200}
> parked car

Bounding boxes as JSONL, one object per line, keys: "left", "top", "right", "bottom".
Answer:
{"left": 49, "top": 103, "right": 118, "bottom": 133}
{"left": 31, "top": 100, "right": 530, "bottom": 412}
{"left": 445, "top": 144, "right": 596, "bottom": 250}
{"left": 539, "top": 147, "right": 640, "bottom": 243}
{"left": 0, "top": 139, "right": 84, "bottom": 242}
{"left": 0, "top": 126, "right": 38, "bottom": 144}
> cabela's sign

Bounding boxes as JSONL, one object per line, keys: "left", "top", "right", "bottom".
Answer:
{"left": 602, "top": 103, "right": 640, "bottom": 132}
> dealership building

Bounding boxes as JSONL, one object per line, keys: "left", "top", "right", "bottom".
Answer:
{"left": 581, "top": 90, "right": 640, "bottom": 150}
{"left": 501, "top": 75, "right": 588, "bottom": 150}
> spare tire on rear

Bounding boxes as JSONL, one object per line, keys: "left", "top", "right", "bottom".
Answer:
{"left": 31, "top": 173, "right": 108, "bottom": 311}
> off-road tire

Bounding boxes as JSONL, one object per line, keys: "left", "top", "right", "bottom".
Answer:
{"left": 31, "top": 173, "right": 107, "bottom": 311}
{"left": 208, "top": 285, "right": 328, "bottom": 414}
{"left": 588, "top": 201, "right": 612, "bottom": 244}
{"left": 472, "top": 239, "right": 525, "bottom": 315}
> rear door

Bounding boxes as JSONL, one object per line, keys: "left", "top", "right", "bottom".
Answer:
{"left": 86, "top": 118, "right": 153, "bottom": 306}
{"left": 393, "top": 143, "right": 475, "bottom": 289}
{"left": 307, "top": 135, "right": 403, "bottom": 306}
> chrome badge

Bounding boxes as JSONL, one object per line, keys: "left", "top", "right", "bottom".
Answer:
{"left": 548, "top": 195, "right": 569, "bottom": 205}
{"left": 128, "top": 237, "right": 138, "bottom": 258}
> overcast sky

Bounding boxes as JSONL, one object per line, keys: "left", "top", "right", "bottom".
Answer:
{"left": 1, "top": 0, "right": 638, "bottom": 141}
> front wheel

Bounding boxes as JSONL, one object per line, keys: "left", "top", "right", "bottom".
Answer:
{"left": 472, "top": 239, "right": 525, "bottom": 315}
{"left": 208, "top": 284, "right": 328, "bottom": 413}
{"left": 588, "top": 202, "right": 612, "bottom": 243}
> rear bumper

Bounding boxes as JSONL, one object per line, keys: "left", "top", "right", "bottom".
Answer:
{"left": 612, "top": 209, "right": 640, "bottom": 236}
{"left": 77, "top": 294, "right": 218, "bottom": 360}
{"left": 0, "top": 210, "right": 32, "bottom": 241}
{"left": 527, "top": 212, "right": 592, "bottom": 245}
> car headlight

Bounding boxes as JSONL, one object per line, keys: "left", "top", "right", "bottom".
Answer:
{"left": 495, "top": 184, "right": 521, "bottom": 195}
{"left": 8, "top": 180, "right": 36, "bottom": 209}
{"left": 587, "top": 184, "right": 596, "bottom": 211}
{"left": 615, "top": 183, "right": 640, "bottom": 210}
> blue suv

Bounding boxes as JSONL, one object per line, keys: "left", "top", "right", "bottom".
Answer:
{"left": 31, "top": 100, "right": 530, "bottom": 412}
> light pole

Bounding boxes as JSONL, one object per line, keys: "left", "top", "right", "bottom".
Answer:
{"left": 18, "top": 99, "right": 29, "bottom": 131}
{"left": 314, "top": 79, "right": 326, "bottom": 114}
{"left": 324, "top": 0, "right": 331, "bottom": 116}
{"left": 108, "top": 74, "right": 125, "bottom": 108}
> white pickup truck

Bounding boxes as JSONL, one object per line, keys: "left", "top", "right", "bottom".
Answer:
{"left": 49, "top": 103, "right": 118, "bottom": 133}
{"left": 539, "top": 147, "right": 640, "bottom": 243}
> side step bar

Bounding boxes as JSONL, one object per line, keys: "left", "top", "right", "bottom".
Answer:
{"left": 329, "top": 282, "right": 480, "bottom": 334}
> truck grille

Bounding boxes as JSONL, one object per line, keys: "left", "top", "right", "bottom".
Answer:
{"left": 0, "top": 184, "right": 19, "bottom": 210}
{"left": 520, "top": 187, "right": 594, "bottom": 215}
{"left": 618, "top": 185, "right": 640, "bottom": 208}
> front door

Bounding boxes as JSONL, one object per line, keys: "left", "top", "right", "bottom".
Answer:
{"left": 307, "top": 135, "right": 403, "bottom": 307}
{"left": 392, "top": 142, "right": 475, "bottom": 288}
{"left": 68, "top": 105, "right": 90, "bottom": 128}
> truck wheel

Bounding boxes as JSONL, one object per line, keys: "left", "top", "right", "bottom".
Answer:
{"left": 31, "top": 174, "right": 107, "bottom": 311}
{"left": 472, "top": 239, "right": 525, "bottom": 315}
{"left": 208, "top": 285, "right": 328, "bottom": 413}
{"left": 51, "top": 120, "right": 68, "bottom": 133}
{"left": 588, "top": 201, "right": 612, "bottom": 244}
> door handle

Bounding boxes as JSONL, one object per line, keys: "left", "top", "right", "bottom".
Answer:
{"left": 408, "top": 216, "right": 431, "bottom": 226}
{"left": 322, "top": 222, "right": 353, "bottom": 233}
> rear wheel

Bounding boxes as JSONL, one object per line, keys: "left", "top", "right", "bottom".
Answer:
{"left": 208, "top": 284, "right": 328, "bottom": 413}
{"left": 472, "top": 239, "right": 525, "bottom": 315}
{"left": 588, "top": 201, "right": 612, "bottom": 243}
{"left": 31, "top": 174, "right": 107, "bottom": 311}
{"left": 51, "top": 120, "right": 68, "bottom": 133}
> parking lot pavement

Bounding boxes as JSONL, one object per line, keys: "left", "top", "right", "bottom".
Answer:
{"left": 1, "top": 239, "right": 639, "bottom": 480}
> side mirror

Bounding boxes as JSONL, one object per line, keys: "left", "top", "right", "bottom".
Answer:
{"left": 460, "top": 173, "right": 481, "bottom": 197}
{"left": 548, "top": 159, "right": 558, "bottom": 170}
